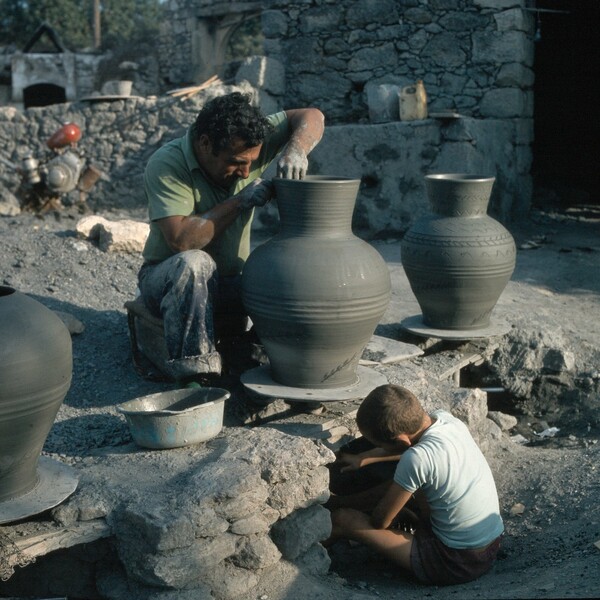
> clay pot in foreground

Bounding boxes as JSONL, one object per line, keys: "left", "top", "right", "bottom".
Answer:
{"left": 0, "top": 287, "right": 72, "bottom": 502}
{"left": 242, "top": 176, "right": 391, "bottom": 388}
{"left": 401, "top": 174, "right": 516, "bottom": 330}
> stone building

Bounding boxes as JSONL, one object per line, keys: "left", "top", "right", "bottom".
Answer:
{"left": 156, "top": 0, "right": 597, "bottom": 229}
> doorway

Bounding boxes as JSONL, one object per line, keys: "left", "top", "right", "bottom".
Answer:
{"left": 532, "top": 0, "right": 599, "bottom": 206}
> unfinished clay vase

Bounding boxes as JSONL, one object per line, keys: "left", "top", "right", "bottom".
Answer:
{"left": 242, "top": 176, "right": 391, "bottom": 388}
{"left": 0, "top": 287, "right": 72, "bottom": 502}
{"left": 401, "top": 174, "right": 516, "bottom": 330}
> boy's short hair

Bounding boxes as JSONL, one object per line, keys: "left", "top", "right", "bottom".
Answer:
{"left": 192, "top": 92, "right": 274, "bottom": 154}
{"left": 357, "top": 384, "right": 425, "bottom": 442}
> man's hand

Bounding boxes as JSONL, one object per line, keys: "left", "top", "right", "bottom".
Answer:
{"left": 277, "top": 141, "right": 309, "bottom": 180}
{"left": 237, "top": 178, "right": 274, "bottom": 210}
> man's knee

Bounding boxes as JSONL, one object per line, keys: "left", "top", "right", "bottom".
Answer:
{"left": 174, "top": 250, "right": 217, "bottom": 282}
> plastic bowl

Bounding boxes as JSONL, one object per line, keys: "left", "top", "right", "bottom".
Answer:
{"left": 117, "top": 387, "right": 229, "bottom": 449}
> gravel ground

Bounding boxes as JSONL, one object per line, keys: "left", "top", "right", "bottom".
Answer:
{"left": 0, "top": 204, "right": 599, "bottom": 599}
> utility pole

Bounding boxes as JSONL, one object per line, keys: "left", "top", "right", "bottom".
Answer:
{"left": 93, "top": 0, "right": 101, "bottom": 49}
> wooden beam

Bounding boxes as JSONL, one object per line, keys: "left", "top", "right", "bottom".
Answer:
{"left": 12, "top": 520, "right": 111, "bottom": 561}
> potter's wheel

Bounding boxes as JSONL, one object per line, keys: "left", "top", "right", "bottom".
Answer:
{"left": 400, "top": 314, "right": 511, "bottom": 340}
{"left": 241, "top": 364, "right": 387, "bottom": 402}
{"left": 0, "top": 456, "right": 79, "bottom": 524}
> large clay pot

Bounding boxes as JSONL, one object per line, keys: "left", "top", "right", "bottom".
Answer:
{"left": 401, "top": 174, "right": 516, "bottom": 330}
{"left": 0, "top": 287, "right": 72, "bottom": 502}
{"left": 242, "top": 176, "right": 391, "bottom": 388}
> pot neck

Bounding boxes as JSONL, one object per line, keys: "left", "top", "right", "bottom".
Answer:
{"left": 426, "top": 176, "right": 494, "bottom": 217}
{"left": 277, "top": 196, "right": 354, "bottom": 236}
{"left": 273, "top": 178, "right": 359, "bottom": 237}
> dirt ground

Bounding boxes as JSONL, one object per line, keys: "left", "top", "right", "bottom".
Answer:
{"left": 0, "top": 201, "right": 599, "bottom": 600}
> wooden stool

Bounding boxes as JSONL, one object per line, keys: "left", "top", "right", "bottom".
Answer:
{"left": 124, "top": 298, "right": 173, "bottom": 380}
{"left": 124, "top": 298, "right": 251, "bottom": 380}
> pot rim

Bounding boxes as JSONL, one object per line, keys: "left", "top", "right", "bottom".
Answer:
{"left": 116, "top": 388, "right": 230, "bottom": 416}
{"left": 426, "top": 173, "right": 495, "bottom": 183}
{"left": 273, "top": 175, "right": 360, "bottom": 184}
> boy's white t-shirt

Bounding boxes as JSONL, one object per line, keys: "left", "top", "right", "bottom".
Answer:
{"left": 394, "top": 409, "right": 504, "bottom": 549}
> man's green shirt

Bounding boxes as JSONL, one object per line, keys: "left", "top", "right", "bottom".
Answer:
{"left": 142, "top": 112, "right": 288, "bottom": 276}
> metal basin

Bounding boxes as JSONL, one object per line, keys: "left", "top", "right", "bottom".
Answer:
{"left": 117, "top": 388, "right": 229, "bottom": 449}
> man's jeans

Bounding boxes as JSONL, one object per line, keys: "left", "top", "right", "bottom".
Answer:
{"left": 138, "top": 250, "right": 245, "bottom": 381}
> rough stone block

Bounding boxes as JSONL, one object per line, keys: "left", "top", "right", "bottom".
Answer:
{"left": 216, "top": 486, "right": 271, "bottom": 521}
{"left": 268, "top": 466, "right": 330, "bottom": 518}
{"left": 449, "top": 388, "right": 488, "bottom": 435}
{"left": 76, "top": 215, "right": 149, "bottom": 254}
{"left": 480, "top": 88, "right": 528, "bottom": 118}
{"left": 262, "top": 10, "right": 288, "bottom": 38}
{"left": 230, "top": 513, "right": 273, "bottom": 535}
{"left": 422, "top": 33, "right": 466, "bottom": 67}
{"left": 543, "top": 348, "right": 575, "bottom": 373}
{"left": 294, "top": 543, "right": 332, "bottom": 576}
{"left": 190, "top": 506, "right": 230, "bottom": 538}
{"left": 488, "top": 410, "right": 518, "bottom": 431}
{"left": 235, "top": 56, "right": 285, "bottom": 95}
{"left": 496, "top": 63, "right": 535, "bottom": 88}
{"left": 198, "top": 560, "right": 259, "bottom": 600}
{"left": 473, "top": 31, "right": 531, "bottom": 66}
{"left": 0, "top": 186, "right": 21, "bottom": 216}
{"left": 232, "top": 534, "right": 282, "bottom": 570}
{"left": 125, "top": 534, "right": 238, "bottom": 588}
{"left": 271, "top": 504, "right": 331, "bottom": 561}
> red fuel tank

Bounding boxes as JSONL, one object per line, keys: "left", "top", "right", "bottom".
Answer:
{"left": 47, "top": 123, "right": 82, "bottom": 149}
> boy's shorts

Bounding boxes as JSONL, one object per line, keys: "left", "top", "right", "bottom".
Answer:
{"left": 410, "top": 522, "right": 502, "bottom": 585}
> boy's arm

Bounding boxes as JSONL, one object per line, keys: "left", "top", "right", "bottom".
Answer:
{"left": 338, "top": 447, "right": 402, "bottom": 472}
{"left": 371, "top": 482, "right": 414, "bottom": 529}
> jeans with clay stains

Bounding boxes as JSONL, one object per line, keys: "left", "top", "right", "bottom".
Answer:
{"left": 138, "top": 250, "right": 246, "bottom": 381}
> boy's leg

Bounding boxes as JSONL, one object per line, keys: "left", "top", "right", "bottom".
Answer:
{"left": 329, "top": 508, "right": 414, "bottom": 572}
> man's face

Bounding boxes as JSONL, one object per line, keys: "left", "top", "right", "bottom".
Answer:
{"left": 195, "top": 135, "right": 262, "bottom": 189}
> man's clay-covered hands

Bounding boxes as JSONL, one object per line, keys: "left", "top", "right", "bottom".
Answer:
{"left": 238, "top": 178, "right": 275, "bottom": 210}
{"left": 277, "top": 140, "right": 309, "bottom": 180}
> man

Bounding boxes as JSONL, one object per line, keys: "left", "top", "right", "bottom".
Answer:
{"left": 138, "top": 92, "right": 324, "bottom": 387}
{"left": 327, "top": 384, "right": 504, "bottom": 585}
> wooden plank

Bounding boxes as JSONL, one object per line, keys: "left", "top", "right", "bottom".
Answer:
{"left": 13, "top": 520, "right": 111, "bottom": 560}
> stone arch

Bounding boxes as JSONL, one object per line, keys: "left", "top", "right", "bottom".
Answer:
{"left": 23, "top": 82, "right": 67, "bottom": 108}
{"left": 191, "top": 2, "right": 261, "bottom": 82}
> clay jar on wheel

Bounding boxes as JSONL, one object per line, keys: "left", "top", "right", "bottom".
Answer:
{"left": 0, "top": 287, "right": 72, "bottom": 502}
{"left": 242, "top": 176, "right": 391, "bottom": 388}
{"left": 401, "top": 174, "right": 516, "bottom": 330}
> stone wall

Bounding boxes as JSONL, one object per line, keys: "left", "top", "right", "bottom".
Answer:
{"left": 0, "top": 76, "right": 529, "bottom": 231}
{"left": 0, "top": 427, "right": 335, "bottom": 600}
{"left": 262, "top": 0, "right": 535, "bottom": 125}
{"left": 154, "top": 0, "right": 535, "bottom": 222}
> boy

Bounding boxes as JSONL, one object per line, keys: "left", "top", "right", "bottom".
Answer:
{"left": 327, "top": 384, "right": 504, "bottom": 585}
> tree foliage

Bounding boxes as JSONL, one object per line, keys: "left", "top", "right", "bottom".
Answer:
{"left": 0, "top": 0, "right": 162, "bottom": 52}
{"left": 226, "top": 16, "right": 264, "bottom": 61}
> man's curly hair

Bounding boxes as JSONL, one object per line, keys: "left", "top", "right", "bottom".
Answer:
{"left": 192, "top": 92, "right": 274, "bottom": 155}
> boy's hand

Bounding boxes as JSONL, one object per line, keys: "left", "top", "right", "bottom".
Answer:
{"left": 337, "top": 452, "right": 363, "bottom": 472}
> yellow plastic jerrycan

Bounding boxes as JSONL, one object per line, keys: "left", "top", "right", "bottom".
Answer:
{"left": 399, "top": 80, "right": 428, "bottom": 121}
